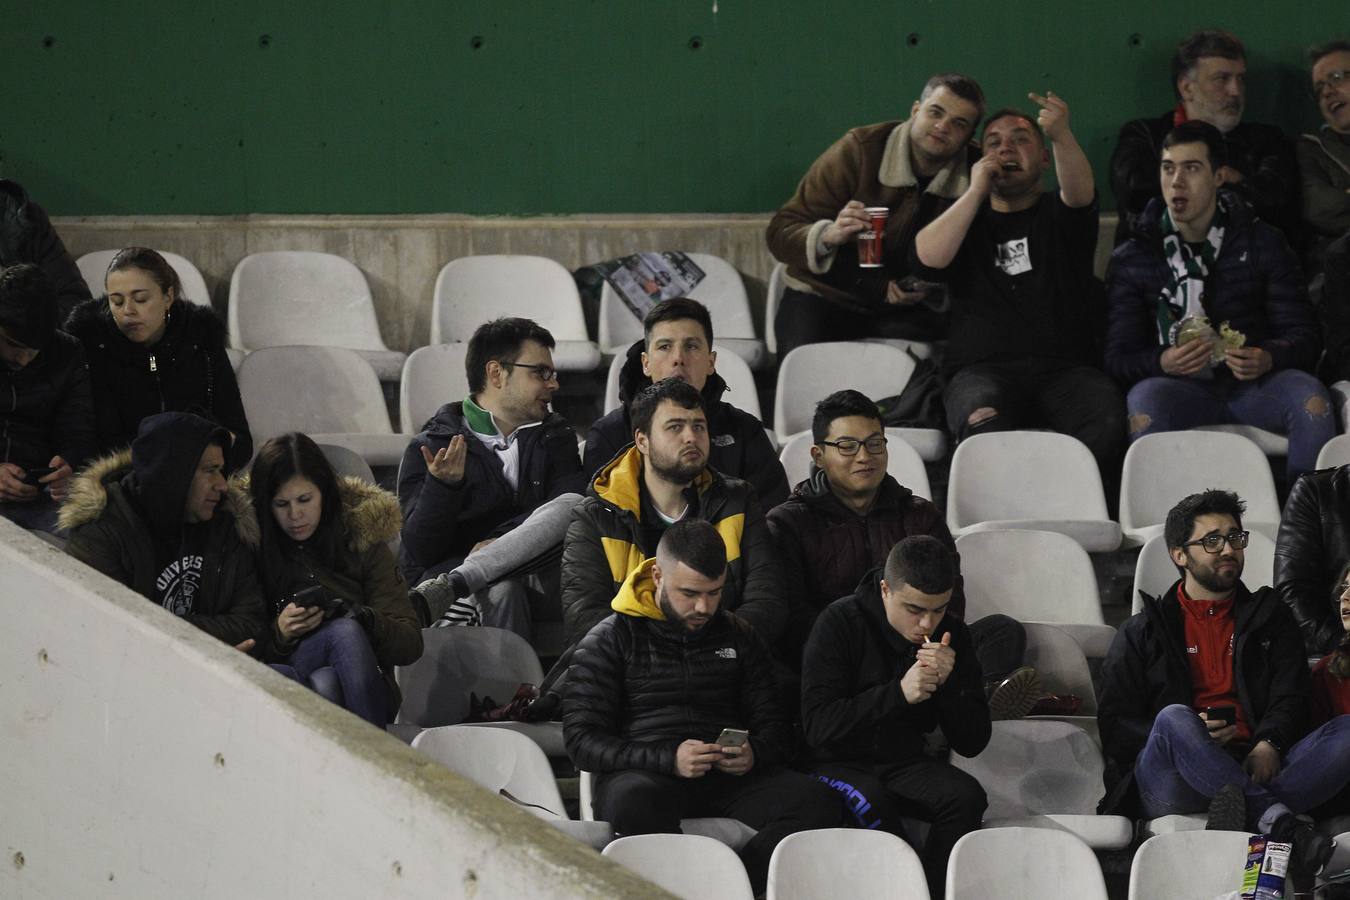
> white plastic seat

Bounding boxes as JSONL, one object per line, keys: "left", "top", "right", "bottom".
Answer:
{"left": 603, "top": 833, "right": 754, "bottom": 900}
{"left": 765, "top": 262, "right": 786, "bottom": 357}
{"left": 578, "top": 770, "right": 757, "bottom": 852}
{"left": 1137, "top": 814, "right": 1208, "bottom": 838}
{"left": 1021, "top": 623, "right": 1099, "bottom": 718}
{"left": 77, "top": 248, "right": 213, "bottom": 308}
{"left": 955, "top": 530, "right": 1115, "bottom": 658}
{"left": 1196, "top": 423, "right": 1289, "bottom": 457}
{"left": 774, "top": 341, "right": 946, "bottom": 460}
{"left": 950, "top": 720, "right": 1130, "bottom": 850}
{"left": 315, "top": 443, "right": 376, "bottom": 484}
{"left": 399, "top": 343, "right": 472, "bottom": 434}
{"left": 1127, "top": 831, "right": 1255, "bottom": 900}
{"left": 236, "top": 346, "right": 408, "bottom": 467}
{"left": 597, "top": 253, "right": 765, "bottom": 369}
{"left": 432, "top": 255, "right": 599, "bottom": 371}
{"left": 1331, "top": 380, "right": 1350, "bottom": 437}
{"left": 945, "top": 827, "right": 1108, "bottom": 899}
{"left": 228, "top": 251, "right": 405, "bottom": 380}
{"left": 767, "top": 828, "right": 929, "bottom": 900}
{"left": 947, "top": 432, "right": 1121, "bottom": 552}
{"left": 601, "top": 344, "right": 761, "bottom": 421}
{"left": 1119, "top": 431, "right": 1281, "bottom": 546}
{"left": 1131, "top": 530, "right": 1277, "bottom": 614}
{"left": 1318, "top": 433, "right": 1350, "bottom": 470}
{"left": 778, "top": 429, "right": 931, "bottom": 500}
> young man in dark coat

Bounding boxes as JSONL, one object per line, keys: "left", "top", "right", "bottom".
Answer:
{"left": 564, "top": 518, "right": 842, "bottom": 894}
{"left": 0, "top": 179, "right": 90, "bottom": 321}
{"left": 801, "top": 535, "right": 991, "bottom": 898}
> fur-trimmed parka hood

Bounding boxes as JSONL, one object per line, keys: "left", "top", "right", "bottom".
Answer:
{"left": 234, "top": 474, "right": 401, "bottom": 553}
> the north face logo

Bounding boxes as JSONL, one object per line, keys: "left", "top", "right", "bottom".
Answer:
{"left": 715, "top": 648, "right": 737, "bottom": 659}
{"left": 711, "top": 434, "right": 735, "bottom": 447}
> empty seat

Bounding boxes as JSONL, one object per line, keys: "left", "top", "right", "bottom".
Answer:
{"left": 601, "top": 344, "right": 761, "bottom": 421}
{"left": 578, "top": 770, "right": 757, "bottom": 852}
{"left": 228, "top": 251, "right": 406, "bottom": 380}
{"left": 765, "top": 262, "right": 787, "bottom": 357}
{"left": 947, "top": 432, "right": 1121, "bottom": 552}
{"left": 399, "top": 343, "right": 472, "bottom": 434}
{"left": 1196, "top": 423, "right": 1288, "bottom": 457}
{"left": 1318, "top": 433, "right": 1350, "bottom": 470}
{"left": 1021, "top": 623, "right": 1099, "bottom": 718}
{"left": 1127, "top": 831, "right": 1255, "bottom": 900}
{"left": 598, "top": 253, "right": 766, "bottom": 369}
{"left": 431, "top": 255, "right": 600, "bottom": 371}
{"left": 1132, "top": 530, "right": 1277, "bottom": 614}
{"left": 1119, "top": 431, "right": 1281, "bottom": 545}
{"left": 316, "top": 443, "right": 376, "bottom": 484}
{"left": 236, "top": 346, "right": 408, "bottom": 467}
{"left": 767, "top": 828, "right": 929, "bottom": 900}
{"left": 778, "top": 429, "right": 931, "bottom": 500}
{"left": 603, "top": 833, "right": 754, "bottom": 900}
{"left": 77, "top": 248, "right": 213, "bottom": 308}
{"left": 945, "top": 827, "right": 1109, "bottom": 899}
{"left": 1138, "top": 814, "right": 1207, "bottom": 838}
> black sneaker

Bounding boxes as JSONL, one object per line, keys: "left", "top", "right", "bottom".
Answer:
{"left": 988, "top": 666, "right": 1041, "bottom": 721}
{"left": 1205, "top": 783, "right": 1246, "bottom": 832}
{"left": 1271, "top": 813, "right": 1336, "bottom": 893}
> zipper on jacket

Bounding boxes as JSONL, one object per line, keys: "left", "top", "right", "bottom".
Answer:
{"left": 147, "top": 354, "right": 167, "bottom": 412}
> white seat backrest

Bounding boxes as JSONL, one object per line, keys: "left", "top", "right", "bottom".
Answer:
{"left": 765, "top": 262, "right": 787, "bottom": 356}
{"left": 237, "top": 346, "right": 392, "bottom": 442}
{"left": 78, "top": 248, "right": 213, "bottom": 308}
{"left": 951, "top": 720, "right": 1105, "bottom": 818}
{"left": 774, "top": 342, "right": 917, "bottom": 438}
{"left": 410, "top": 726, "right": 565, "bottom": 821}
{"left": 946, "top": 826, "right": 1108, "bottom": 900}
{"left": 396, "top": 627, "right": 545, "bottom": 728}
{"left": 1022, "top": 623, "right": 1098, "bottom": 714}
{"left": 597, "top": 253, "right": 756, "bottom": 351}
{"left": 603, "top": 834, "right": 754, "bottom": 900}
{"left": 601, "top": 344, "right": 760, "bottom": 421}
{"left": 1132, "top": 531, "right": 1276, "bottom": 613}
{"left": 228, "top": 251, "right": 388, "bottom": 351}
{"left": 1128, "top": 831, "right": 1253, "bottom": 900}
{"left": 400, "top": 344, "right": 472, "bottom": 434}
{"left": 947, "top": 431, "right": 1109, "bottom": 528}
{"left": 955, "top": 529, "right": 1104, "bottom": 626}
{"left": 316, "top": 444, "right": 376, "bottom": 484}
{"left": 779, "top": 430, "right": 931, "bottom": 500}
{"left": 1318, "top": 435, "right": 1350, "bottom": 470}
{"left": 1120, "top": 432, "right": 1280, "bottom": 535}
{"left": 767, "top": 828, "right": 929, "bottom": 900}
{"left": 432, "top": 255, "right": 586, "bottom": 345}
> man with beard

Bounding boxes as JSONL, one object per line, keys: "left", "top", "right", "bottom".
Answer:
{"left": 564, "top": 518, "right": 842, "bottom": 895}
{"left": 1098, "top": 490, "right": 1350, "bottom": 890}
{"left": 561, "top": 377, "right": 783, "bottom": 650}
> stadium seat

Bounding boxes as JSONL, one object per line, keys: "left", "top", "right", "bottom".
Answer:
{"left": 1119, "top": 431, "right": 1280, "bottom": 546}
{"left": 316, "top": 443, "right": 376, "bottom": 484}
{"left": 601, "top": 343, "right": 761, "bottom": 421}
{"left": 1138, "top": 814, "right": 1207, "bottom": 839}
{"left": 1127, "top": 831, "right": 1255, "bottom": 900}
{"left": 399, "top": 343, "right": 472, "bottom": 434}
{"left": 237, "top": 346, "right": 408, "bottom": 467}
{"left": 944, "top": 827, "right": 1109, "bottom": 899}
{"left": 1131, "top": 530, "right": 1277, "bottom": 614}
{"left": 1196, "top": 424, "right": 1288, "bottom": 457}
{"left": 578, "top": 770, "right": 757, "bottom": 852}
{"left": 431, "top": 255, "right": 600, "bottom": 371}
{"left": 598, "top": 253, "right": 766, "bottom": 369}
{"left": 1330, "top": 380, "right": 1350, "bottom": 436}
{"left": 774, "top": 342, "right": 946, "bottom": 460}
{"left": 77, "top": 248, "right": 212, "bottom": 309}
{"left": 947, "top": 432, "right": 1121, "bottom": 552}
{"left": 778, "top": 429, "right": 931, "bottom": 500}
{"left": 950, "top": 720, "right": 1131, "bottom": 850}
{"left": 767, "top": 828, "right": 929, "bottom": 900}
{"left": 765, "top": 262, "right": 786, "bottom": 357}
{"left": 602, "top": 833, "right": 754, "bottom": 900}
{"left": 1021, "top": 623, "right": 1099, "bottom": 720}
{"left": 227, "top": 251, "right": 406, "bottom": 380}
{"left": 1318, "top": 433, "right": 1350, "bottom": 470}
{"left": 955, "top": 530, "right": 1115, "bottom": 658}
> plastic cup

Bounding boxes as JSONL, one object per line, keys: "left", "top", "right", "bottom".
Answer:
{"left": 857, "top": 207, "right": 890, "bottom": 267}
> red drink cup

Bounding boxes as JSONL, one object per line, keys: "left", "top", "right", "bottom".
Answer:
{"left": 857, "top": 207, "right": 890, "bottom": 267}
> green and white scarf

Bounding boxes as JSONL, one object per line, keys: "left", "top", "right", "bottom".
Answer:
{"left": 1155, "top": 198, "right": 1227, "bottom": 345}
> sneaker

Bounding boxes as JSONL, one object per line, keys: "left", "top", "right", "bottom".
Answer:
{"left": 413, "top": 570, "right": 471, "bottom": 622}
{"left": 1271, "top": 812, "right": 1336, "bottom": 892}
{"left": 988, "top": 666, "right": 1041, "bottom": 721}
{"left": 1205, "top": 783, "right": 1246, "bottom": 832}
{"left": 432, "top": 596, "right": 482, "bottom": 628}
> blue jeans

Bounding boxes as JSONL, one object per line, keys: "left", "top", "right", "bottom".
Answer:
{"left": 1136, "top": 704, "right": 1350, "bottom": 828}
{"left": 1125, "top": 370, "right": 1334, "bottom": 482}
{"left": 0, "top": 495, "right": 60, "bottom": 533}
{"left": 270, "top": 618, "right": 389, "bottom": 727}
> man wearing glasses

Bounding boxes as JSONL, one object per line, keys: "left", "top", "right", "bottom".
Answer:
{"left": 1296, "top": 39, "right": 1350, "bottom": 275}
{"left": 1099, "top": 490, "right": 1347, "bottom": 889}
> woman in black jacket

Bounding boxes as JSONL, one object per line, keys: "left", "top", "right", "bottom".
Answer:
{"left": 64, "top": 247, "right": 252, "bottom": 468}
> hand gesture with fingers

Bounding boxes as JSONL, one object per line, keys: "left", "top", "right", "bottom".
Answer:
{"left": 1160, "top": 339, "right": 1213, "bottom": 377}
{"left": 0, "top": 463, "right": 39, "bottom": 503}
{"left": 821, "top": 200, "right": 872, "bottom": 248}
{"left": 916, "top": 632, "right": 956, "bottom": 685}
{"left": 675, "top": 740, "right": 724, "bottom": 779}
{"left": 42, "top": 455, "right": 74, "bottom": 502}
{"left": 1029, "top": 91, "right": 1071, "bottom": 142}
{"left": 421, "top": 435, "right": 467, "bottom": 485}
{"left": 1225, "top": 346, "right": 1272, "bottom": 381}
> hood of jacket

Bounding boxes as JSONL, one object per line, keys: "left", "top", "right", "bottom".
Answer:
{"left": 234, "top": 474, "right": 400, "bottom": 553}
{"left": 614, "top": 337, "right": 732, "bottom": 408}
{"left": 64, "top": 295, "right": 229, "bottom": 361}
{"left": 610, "top": 557, "right": 666, "bottom": 621}
{"left": 591, "top": 443, "right": 715, "bottom": 516}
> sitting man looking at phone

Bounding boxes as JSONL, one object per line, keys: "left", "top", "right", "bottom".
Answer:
{"left": 563, "top": 518, "right": 842, "bottom": 895}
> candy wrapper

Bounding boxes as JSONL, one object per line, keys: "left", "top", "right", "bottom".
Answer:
{"left": 1172, "top": 315, "right": 1247, "bottom": 366}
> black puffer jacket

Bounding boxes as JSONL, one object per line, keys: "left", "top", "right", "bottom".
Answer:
{"left": 1317, "top": 235, "right": 1350, "bottom": 382}
{"left": 563, "top": 559, "right": 793, "bottom": 774}
{"left": 1097, "top": 581, "right": 1309, "bottom": 816}
{"left": 0, "top": 179, "right": 91, "bottom": 321}
{"left": 0, "top": 330, "right": 96, "bottom": 470}
{"left": 1274, "top": 466, "right": 1350, "bottom": 656}
{"left": 64, "top": 298, "right": 252, "bottom": 470}
{"left": 583, "top": 339, "right": 788, "bottom": 508}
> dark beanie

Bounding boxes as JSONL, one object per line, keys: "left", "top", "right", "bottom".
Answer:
{"left": 127, "top": 412, "right": 232, "bottom": 530}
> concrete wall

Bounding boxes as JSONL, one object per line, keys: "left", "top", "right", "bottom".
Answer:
{"left": 0, "top": 520, "right": 666, "bottom": 899}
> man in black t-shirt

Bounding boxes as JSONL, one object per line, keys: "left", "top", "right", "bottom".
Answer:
{"left": 913, "top": 93, "right": 1125, "bottom": 479}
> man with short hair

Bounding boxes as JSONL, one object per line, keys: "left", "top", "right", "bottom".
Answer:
{"left": 1099, "top": 490, "right": 1350, "bottom": 889}
{"left": 564, "top": 519, "right": 842, "bottom": 894}
{"left": 0, "top": 263, "right": 95, "bottom": 533}
{"left": 584, "top": 297, "right": 788, "bottom": 507}
{"left": 1111, "top": 29, "right": 1299, "bottom": 245}
{"left": 60, "top": 411, "right": 265, "bottom": 648}
{"left": 1298, "top": 39, "right": 1350, "bottom": 277}
{"left": 0, "top": 179, "right": 91, "bottom": 320}
{"left": 802, "top": 535, "right": 991, "bottom": 898}
{"left": 913, "top": 95, "right": 1126, "bottom": 479}
{"left": 1105, "top": 121, "right": 1331, "bottom": 484}
{"left": 767, "top": 73, "right": 985, "bottom": 356}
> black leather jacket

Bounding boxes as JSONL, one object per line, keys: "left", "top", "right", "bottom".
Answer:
{"left": 1275, "top": 467, "right": 1350, "bottom": 655}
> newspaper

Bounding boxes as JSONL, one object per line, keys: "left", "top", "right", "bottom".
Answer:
{"left": 594, "top": 252, "right": 706, "bottom": 320}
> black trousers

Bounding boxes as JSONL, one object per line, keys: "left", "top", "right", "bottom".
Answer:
{"left": 595, "top": 767, "right": 845, "bottom": 892}
{"left": 775, "top": 287, "right": 948, "bottom": 359}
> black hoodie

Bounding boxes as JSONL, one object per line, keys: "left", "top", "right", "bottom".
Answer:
{"left": 0, "top": 179, "right": 91, "bottom": 322}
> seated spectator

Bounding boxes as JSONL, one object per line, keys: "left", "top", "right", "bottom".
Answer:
{"left": 0, "top": 264, "right": 94, "bottom": 533}
{"left": 563, "top": 519, "right": 842, "bottom": 894}
{"left": 59, "top": 412, "right": 265, "bottom": 649}
{"left": 245, "top": 433, "right": 422, "bottom": 727}
{"left": 65, "top": 247, "right": 252, "bottom": 470}
{"left": 562, "top": 378, "right": 783, "bottom": 650}
{"left": 1274, "top": 457, "right": 1350, "bottom": 656}
{"left": 1105, "top": 121, "right": 1331, "bottom": 484}
{"left": 912, "top": 95, "right": 1125, "bottom": 481}
{"left": 1298, "top": 40, "right": 1350, "bottom": 275}
{"left": 397, "top": 318, "right": 586, "bottom": 637}
{"left": 1311, "top": 564, "right": 1350, "bottom": 725}
{"left": 1110, "top": 29, "right": 1299, "bottom": 246}
{"left": 1320, "top": 235, "right": 1350, "bottom": 381}
{"left": 0, "top": 178, "right": 90, "bottom": 320}
{"left": 1099, "top": 490, "right": 1344, "bottom": 889}
{"left": 765, "top": 73, "right": 985, "bottom": 356}
{"left": 801, "top": 536, "right": 990, "bottom": 898}
{"left": 584, "top": 297, "right": 788, "bottom": 507}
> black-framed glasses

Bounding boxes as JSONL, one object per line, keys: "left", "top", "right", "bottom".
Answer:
{"left": 1182, "top": 530, "right": 1250, "bottom": 554}
{"left": 501, "top": 361, "right": 559, "bottom": 383}
{"left": 1313, "top": 68, "right": 1350, "bottom": 98}
{"left": 820, "top": 436, "right": 888, "bottom": 456}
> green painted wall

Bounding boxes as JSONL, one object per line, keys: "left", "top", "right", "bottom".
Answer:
{"left": 0, "top": 2, "right": 1333, "bottom": 216}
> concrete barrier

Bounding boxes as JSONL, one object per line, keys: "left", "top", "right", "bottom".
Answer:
{"left": 0, "top": 520, "right": 668, "bottom": 899}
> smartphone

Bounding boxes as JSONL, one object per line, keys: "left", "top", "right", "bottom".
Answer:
{"left": 20, "top": 466, "right": 56, "bottom": 486}
{"left": 715, "top": 728, "right": 749, "bottom": 748}
{"left": 1202, "top": 705, "right": 1236, "bottom": 727}
{"left": 291, "top": 585, "right": 344, "bottom": 614}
